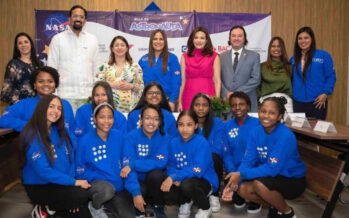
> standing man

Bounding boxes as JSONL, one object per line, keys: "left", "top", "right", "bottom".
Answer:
{"left": 220, "top": 25, "right": 260, "bottom": 112}
{"left": 48, "top": 5, "right": 101, "bottom": 111}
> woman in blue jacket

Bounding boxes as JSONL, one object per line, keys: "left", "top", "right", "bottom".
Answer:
{"left": 21, "top": 94, "right": 91, "bottom": 217}
{"left": 76, "top": 102, "right": 136, "bottom": 218}
{"left": 190, "top": 93, "right": 224, "bottom": 213}
{"left": 122, "top": 104, "right": 170, "bottom": 217}
{"left": 127, "top": 82, "right": 176, "bottom": 136}
{"left": 0, "top": 66, "right": 74, "bottom": 132}
{"left": 74, "top": 81, "right": 126, "bottom": 137}
{"left": 290, "top": 26, "right": 336, "bottom": 120}
{"left": 139, "top": 29, "right": 181, "bottom": 112}
{"left": 222, "top": 97, "right": 306, "bottom": 218}
{"left": 161, "top": 110, "right": 218, "bottom": 218}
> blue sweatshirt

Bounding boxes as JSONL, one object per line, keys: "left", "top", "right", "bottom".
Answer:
{"left": 76, "top": 129, "right": 126, "bottom": 192}
{"left": 0, "top": 95, "right": 74, "bottom": 132}
{"left": 290, "top": 49, "right": 336, "bottom": 102}
{"left": 22, "top": 125, "right": 76, "bottom": 186}
{"left": 123, "top": 128, "right": 169, "bottom": 182}
{"left": 223, "top": 116, "right": 260, "bottom": 173}
{"left": 197, "top": 117, "right": 225, "bottom": 158}
{"left": 127, "top": 108, "right": 177, "bottom": 136}
{"left": 167, "top": 134, "right": 219, "bottom": 192}
{"left": 73, "top": 103, "right": 127, "bottom": 137}
{"left": 238, "top": 123, "right": 306, "bottom": 180}
{"left": 139, "top": 53, "right": 181, "bottom": 103}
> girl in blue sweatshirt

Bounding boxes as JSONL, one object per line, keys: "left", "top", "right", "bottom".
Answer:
{"left": 123, "top": 104, "right": 170, "bottom": 217}
{"left": 74, "top": 81, "right": 126, "bottom": 137}
{"left": 76, "top": 102, "right": 136, "bottom": 218}
{"left": 222, "top": 97, "right": 306, "bottom": 218}
{"left": 161, "top": 110, "right": 218, "bottom": 218}
{"left": 190, "top": 93, "right": 224, "bottom": 212}
{"left": 21, "top": 94, "right": 91, "bottom": 217}
{"left": 0, "top": 66, "right": 74, "bottom": 132}
{"left": 127, "top": 82, "right": 176, "bottom": 136}
{"left": 223, "top": 92, "right": 261, "bottom": 213}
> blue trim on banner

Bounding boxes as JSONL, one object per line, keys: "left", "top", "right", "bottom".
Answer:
{"left": 144, "top": 2, "right": 162, "bottom": 11}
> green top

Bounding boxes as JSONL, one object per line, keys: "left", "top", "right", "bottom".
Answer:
{"left": 256, "top": 60, "right": 292, "bottom": 99}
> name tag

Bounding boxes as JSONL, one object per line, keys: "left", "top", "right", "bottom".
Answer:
{"left": 313, "top": 120, "right": 337, "bottom": 133}
{"left": 291, "top": 117, "right": 311, "bottom": 128}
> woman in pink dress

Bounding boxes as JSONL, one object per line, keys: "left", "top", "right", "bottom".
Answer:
{"left": 178, "top": 26, "right": 221, "bottom": 111}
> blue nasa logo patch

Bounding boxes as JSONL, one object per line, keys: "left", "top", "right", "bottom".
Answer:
{"left": 43, "top": 13, "right": 69, "bottom": 39}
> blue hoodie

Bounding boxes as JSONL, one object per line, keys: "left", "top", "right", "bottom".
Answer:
{"left": 127, "top": 108, "right": 177, "bottom": 136}
{"left": 239, "top": 123, "right": 306, "bottom": 180}
{"left": 22, "top": 125, "right": 76, "bottom": 186}
{"left": 123, "top": 128, "right": 169, "bottom": 182}
{"left": 74, "top": 103, "right": 127, "bottom": 137}
{"left": 223, "top": 116, "right": 260, "bottom": 173}
{"left": 139, "top": 53, "right": 181, "bottom": 103}
{"left": 290, "top": 49, "right": 336, "bottom": 102}
{"left": 0, "top": 95, "right": 74, "bottom": 132}
{"left": 167, "top": 134, "right": 219, "bottom": 192}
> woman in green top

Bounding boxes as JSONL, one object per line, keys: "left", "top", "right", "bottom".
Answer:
{"left": 257, "top": 37, "right": 293, "bottom": 112}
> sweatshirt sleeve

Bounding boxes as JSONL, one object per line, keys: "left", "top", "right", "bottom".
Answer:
{"left": 26, "top": 140, "right": 75, "bottom": 186}
{"left": 322, "top": 52, "right": 336, "bottom": 95}
{"left": 0, "top": 101, "right": 27, "bottom": 131}
{"left": 73, "top": 106, "right": 87, "bottom": 137}
{"left": 169, "top": 54, "right": 181, "bottom": 103}
{"left": 127, "top": 111, "right": 139, "bottom": 132}
{"left": 124, "top": 170, "right": 141, "bottom": 197}
{"left": 222, "top": 125, "right": 237, "bottom": 173}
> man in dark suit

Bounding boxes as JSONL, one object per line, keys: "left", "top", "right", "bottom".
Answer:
{"left": 220, "top": 26, "right": 261, "bottom": 112}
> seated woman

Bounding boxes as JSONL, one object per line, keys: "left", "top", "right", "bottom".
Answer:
{"left": 161, "top": 110, "right": 218, "bottom": 218}
{"left": 222, "top": 92, "right": 261, "bottom": 213}
{"left": 127, "top": 82, "right": 176, "bottom": 137}
{"left": 74, "top": 81, "right": 126, "bottom": 137}
{"left": 21, "top": 95, "right": 91, "bottom": 217}
{"left": 76, "top": 102, "right": 136, "bottom": 218}
{"left": 122, "top": 104, "right": 170, "bottom": 218}
{"left": 96, "top": 36, "right": 144, "bottom": 113}
{"left": 0, "top": 66, "right": 74, "bottom": 132}
{"left": 257, "top": 36, "right": 293, "bottom": 112}
{"left": 190, "top": 93, "right": 224, "bottom": 212}
{"left": 222, "top": 96, "right": 306, "bottom": 218}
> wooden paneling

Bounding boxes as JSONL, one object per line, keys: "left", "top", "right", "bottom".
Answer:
{"left": 0, "top": 0, "right": 348, "bottom": 124}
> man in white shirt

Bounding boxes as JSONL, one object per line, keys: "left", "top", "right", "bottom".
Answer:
{"left": 47, "top": 5, "right": 101, "bottom": 111}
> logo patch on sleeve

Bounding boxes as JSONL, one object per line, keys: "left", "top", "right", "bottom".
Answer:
{"left": 32, "top": 151, "right": 41, "bottom": 160}
{"left": 269, "top": 157, "right": 278, "bottom": 164}
{"left": 193, "top": 167, "right": 201, "bottom": 173}
{"left": 156, "top": 154, "right": 165, "bottom": 160}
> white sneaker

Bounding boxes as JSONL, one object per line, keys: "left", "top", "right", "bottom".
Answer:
{"left": 209, "top": 195, "right": 221, "bottom": 212}
{"left": 88, "top": 201, "right": 108, "bottom": 218}
{"left": 178, "top": 201, "right": 193, "bottom": 218}
{"left": 195, "top": 208, "right": 212, "bottom": 218}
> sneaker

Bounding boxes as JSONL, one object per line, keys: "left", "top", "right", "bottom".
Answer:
{"left": 88, "top": 201, "right": 108, "bottom": 218}
{"left": 31, "top": 205, "right": 47, "bottom": 218}
{"left": 233, "top": 193, "right": 246, "bottom": 208}
{"left": 267, "top": 207, "right": 278, "bottom": 218}
{"left": 154, "top": 205, "right": 167, "bottom": 218}
{"left": 45, "top": 206, "right": 56, "bottom": 216}
{"left": 274, "top": 207, "right": 296, "bottom": 218}
{"left": 209, "top": 195, "right": 221, "bottom": 212}
{"left": 247, "top": 202, "right": 262, "bottom": 214}
{"left": 145, "top": 204, "right": 155, "bottom": 217}
{"left": 178, "top": 201, "right": 193, "bottom": 218}
{"left": 195, "top": 208, "right": 212, "bottom": 218}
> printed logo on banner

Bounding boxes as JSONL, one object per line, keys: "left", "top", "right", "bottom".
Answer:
{"left": 44, "top": 13, "right": 69, "bottom": 39}
{"left": 181, "top": 46, "right": 187, "bottom": 52}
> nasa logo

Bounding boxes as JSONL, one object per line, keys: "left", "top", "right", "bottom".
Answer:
{"left": 181, "top": 45, "right": 187, "bottom": 52}
{"left": 43, "top": 13, "right": 69, "bottom": 39}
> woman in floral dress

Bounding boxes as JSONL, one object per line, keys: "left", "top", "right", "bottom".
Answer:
{"left": 96, "top": 36, "right": 144, "bottom": 113}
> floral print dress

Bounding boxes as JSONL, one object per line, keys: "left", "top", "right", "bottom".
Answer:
{"left": 96, "top": 62, "right": 144, "bottom": 113}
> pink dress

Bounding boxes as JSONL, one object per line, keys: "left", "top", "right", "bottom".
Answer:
{"left": 182, "top": 49, "right": 218, "bottom": 110}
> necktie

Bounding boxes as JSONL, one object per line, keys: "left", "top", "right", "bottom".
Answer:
{"left": 233, "top": 52, "right": 239, "bottom": 72}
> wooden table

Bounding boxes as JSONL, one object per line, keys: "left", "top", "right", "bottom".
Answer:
{"left": 287, "top": 121, "right": 349, "bottom": 218}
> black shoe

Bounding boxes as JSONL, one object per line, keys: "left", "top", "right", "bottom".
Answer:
{"left": 154, "top": 205, "right": 167, "bottom": 218}
{"left": 247, "top": 202, "right": 262, "bottom": 214}
{"left": 267, "top": 207, "right": 278, "bottom": 218}
{"left": 145, "top": 204, "right": 154, "bottom": 217}
{"left": 274, "top": 207, "right": 296, "bottom": 218}
{"left": 233, "top": 194, "right": 246, "bottom": 208}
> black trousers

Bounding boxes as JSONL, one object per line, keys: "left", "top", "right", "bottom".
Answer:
{"left": 164, "top": 178, "right": 212, "bottom": 210}
{"left": 24, "top": 184, "right": 91, "bottom": 218}
{"left": 293, "top": 99, "right": 327, "bottom": 120}
{"left": 212, "top": 153, "right": 223, "bottom": 196}
{"left": 139, "top": 169, "right": 167, "bottom": 206}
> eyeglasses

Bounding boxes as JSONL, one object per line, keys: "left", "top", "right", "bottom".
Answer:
{"left": 146, "top": 91, "right": 161, "bottom": 96}
{"left": 143, "top": 116, "right": 160, "bottom": 122}
{"left": 71, "top": 14, "right": 85, "bottom": 19}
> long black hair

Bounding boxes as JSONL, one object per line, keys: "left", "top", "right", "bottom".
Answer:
{"left": 293, "top": 26, "right": 316, "bottom": 81}
{"left": 176, "top": 110, "right": 199, "bottom": 134}
{"left": 131, "top": 82, "right": 171, "bottom": 112}
{"left": 187, "top": 26, "right": 214, "bottom": 57}
{"left": 21, "top": 95, "right": 73, "bottom": 166}
{"left": 13, "top": 32, "right": 42, "bottom": 68}
{"left": 190, "top": 93, "right": 214, "bottom": 139}
{"left": 140, "top": 104, "right": 165, "bottom": 135}
{"left": 91, "top": 81, "right": 115, "bottom": 111}
{"left": 148, "top": 29, "right": 169, "bottom": 73}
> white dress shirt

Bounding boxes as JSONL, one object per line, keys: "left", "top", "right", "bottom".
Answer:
{"left": 47, "top": 27, "right": 101, "bottom": 99}
{"left": 230, "top": 47, "right": 243, "bottom": 63}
